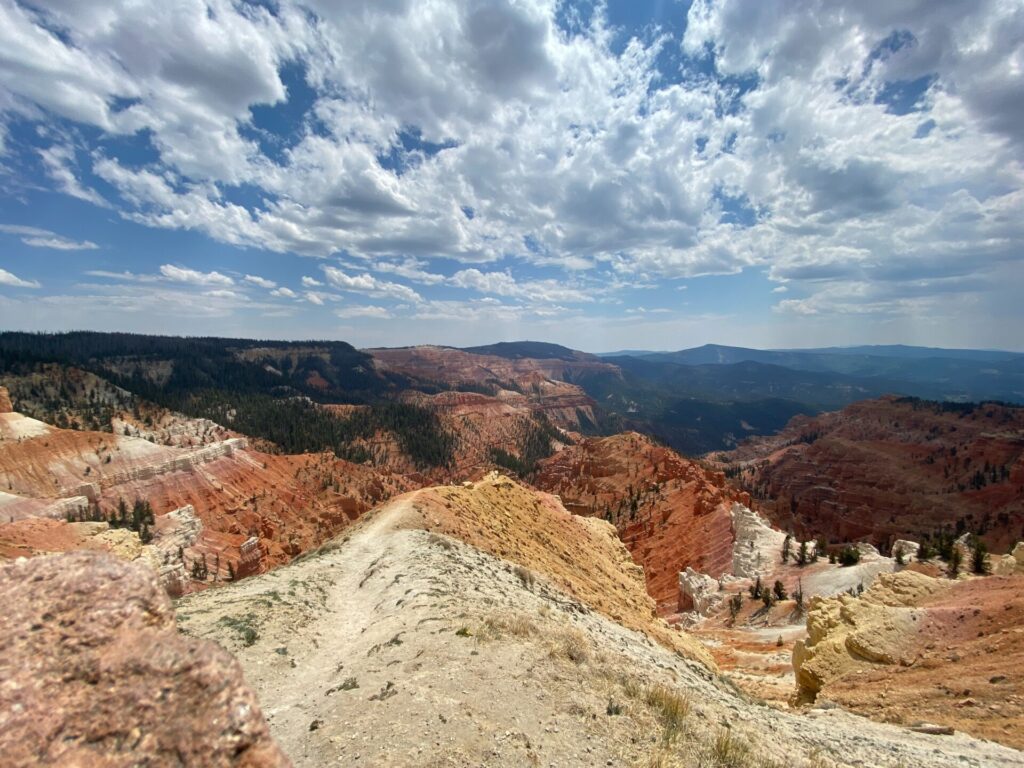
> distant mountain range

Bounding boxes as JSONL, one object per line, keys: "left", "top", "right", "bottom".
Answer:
{"left": 592, "top": 343, "right": 1024, "bottom": 406}
{"left": 2, "top": 333, "right": 1021, "bottom": 459}
{"left": 462, "top": 341, "right": 1024, "bottom": 453}
{"left": 599, "top": 343, "right": 1022, "bottom": 363}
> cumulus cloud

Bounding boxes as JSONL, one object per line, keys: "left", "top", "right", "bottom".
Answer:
{"left": 205, "top": 288, "right": 247, "bottom": 300}
{"left": 0, "top": 0, "right": 1021, "bottom": 332}
{"left": 335, "top": 305, "right": 393, "bottom": 319}
{"left": 322, "top": 266, "right": 422, "bottom": 302}
{"left": 372, "top": 258, "right": 446, "bottom": 285}
{"left": 0, "top": 224, "right": 98, "bottom": 250}
{"left": 243, "top": 274, "right": 276, "bottom": 289}
{"left": 0, "top": 268, "right": 40, "bottom": 288}
{"left": 159, "top": 264, "right": 234, "bottom": 286}
{"left": 449, "top": 268, "right": 593, "bottom": 303}
{"left": 271, "top": 286, "right": 298, "bottom": 298}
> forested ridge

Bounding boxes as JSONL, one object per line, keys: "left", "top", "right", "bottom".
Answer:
{"left": 0, "top": 332, "right": 455, "bottom": 469}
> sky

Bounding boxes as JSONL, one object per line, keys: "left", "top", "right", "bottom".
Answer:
{"left": 0, "top": 0, "right": 1022, "bottom": 352}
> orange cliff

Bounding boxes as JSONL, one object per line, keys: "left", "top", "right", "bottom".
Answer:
{"left": 0, "top": 388, "right": 415, "bottom": 586}
{"left": 535, "top": 432, "right": 748, "bottom": 614}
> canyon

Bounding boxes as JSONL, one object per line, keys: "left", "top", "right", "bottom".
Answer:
{"left": 535, "top": 431, "right": 745, "bottom": 614}
{"left": 2, "top": 336, "right": 1023, "bottom": 766}
{"left": 713, "top": 396, "right": 1024, "bottom": 550}
{"left": 173, "top": 474, "right": 1023, "bottom": 768}
{"left": 0, "top": 386, "right": 413, "bottom": 589}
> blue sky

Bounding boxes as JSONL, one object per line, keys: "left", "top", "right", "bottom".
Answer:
{"left": 0, "top": 0, "right": 1022, "bottom": 351}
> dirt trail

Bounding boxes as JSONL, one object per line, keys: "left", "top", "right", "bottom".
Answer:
{"left": 179, "top": 484, "right": 1024, "bottom": 768}
{"left": 241, "top": 497, "right": 410, "bottom": 762}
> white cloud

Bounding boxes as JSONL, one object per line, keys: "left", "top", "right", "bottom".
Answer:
{"left": 37, "top": 145, "right": 109, "bottom": 207}
{"left": 0, "top": 224, "right": 98, "bottom": 250}
{"left": 243, "top": 274, "right": 276, "bottom": 289}
{"left": 449, "top": 268, "right": 593, "bottom": 303}
{"left": 322, "top": 266, "right": 422, "bottom": 302}
{"left": 159, "top": 264, "right": 234, "bottom": 286}
{"left": 335, "top": 305, "right": 393, "bottom": 319}
{"left": 371, "top": 258, "right": 446, "bottom": 285}
{"left": 305, "top": 291, "right": 325, "bottom": 305}
{"left": 270, "top": 286, "right": 298, "bottom": 298}
{"left": 0, "top": 268, "right": 40, "bottom": 288}
{"left": 0, "top": 0, "right": 1021, "bottom": 334}
{"left": 205, "top": 288, "right": 247, "bottom": 300}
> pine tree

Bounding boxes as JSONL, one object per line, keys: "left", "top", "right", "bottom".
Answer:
{"left": 838, "top": 546, "right": 860, "bottom": 567}
{"left": 749, "top": 575, "right": 763, "bottom": 600}
{"left": 781, "top": 534, "right": 792, "bottom": 564}
{"left": 971, "top": 537, "right": 990, "bottom": 575}
{"left": 796, "top": 540, "right": 808, "bottom": 567}
{"left": 947, "top": 546, "right": 963, "bottom": 579}
{"left": 728, "top": 592, "right": 742, "bottom": 624}
{"left": 773, "top": 580, "right": 788, "bottom": 601}
{"left": 917, "top": 540, "right": 935, "bottom": 561}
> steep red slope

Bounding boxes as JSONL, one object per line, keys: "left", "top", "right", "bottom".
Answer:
{"left": 367, "top": 345, "right": 611, "bottom": 431}
{"left": 317, "top": 391, "right": 575, "bottom": 486}
{"left": 0, "top": 387, "right": 415, "bottom": 585}
{"left": 535, "top": 432, "right": 746, "bottom": 614}
{"left": 713, "top": 397, "right": 1024, "bottom": 551}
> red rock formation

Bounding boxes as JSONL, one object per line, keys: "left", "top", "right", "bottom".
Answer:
{"left": 0, "top": 405, "right": 416, "bottom": 586}
{"left": 237, "top": 535, "right": 264, "bottom": 578}
{"left": 714, "top": 397, "right": 1024, "bottom": 551}
{"left": 317, "top": 389, "right": 580, "bottom": 484}
{"left": 367, "top": 345, "right": 609, "bottom": 430}
{"left": 536, "top": 432, "right": 747, "bottom": 614}
{"left": 0, "top": 551, "right": 289, "bottom": 767}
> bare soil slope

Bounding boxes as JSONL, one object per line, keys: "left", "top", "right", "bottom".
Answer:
{"left": 179, "top": 478, "right": 1024, "bottom": 768}
{"left": 795, "top": 570, "right": 1024, "bottom": 750}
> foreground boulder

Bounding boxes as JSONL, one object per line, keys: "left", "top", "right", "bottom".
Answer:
{"left": 0, "top": 551, "right": 289, "bottom": 767}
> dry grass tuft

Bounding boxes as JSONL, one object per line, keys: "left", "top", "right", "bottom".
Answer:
{"left": 645, "top": 684, "right": 691, "bottom": 742}
{"left": 560, "top": 627, "right": 590, "bottom": 664}
{"left": 621, "top": 676, "right": 644, "bottom": 700}
{"left": 646, "top": 745, "right": 674, "bottom": 768}
{"left": 481, "top": 612, "right": 536, "bottom": 639}
{"left": 711, "top": 727, "right": 753, "bottom": 767}
{"left": 513, "top": 563, "right": 535, "bottom": 590}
